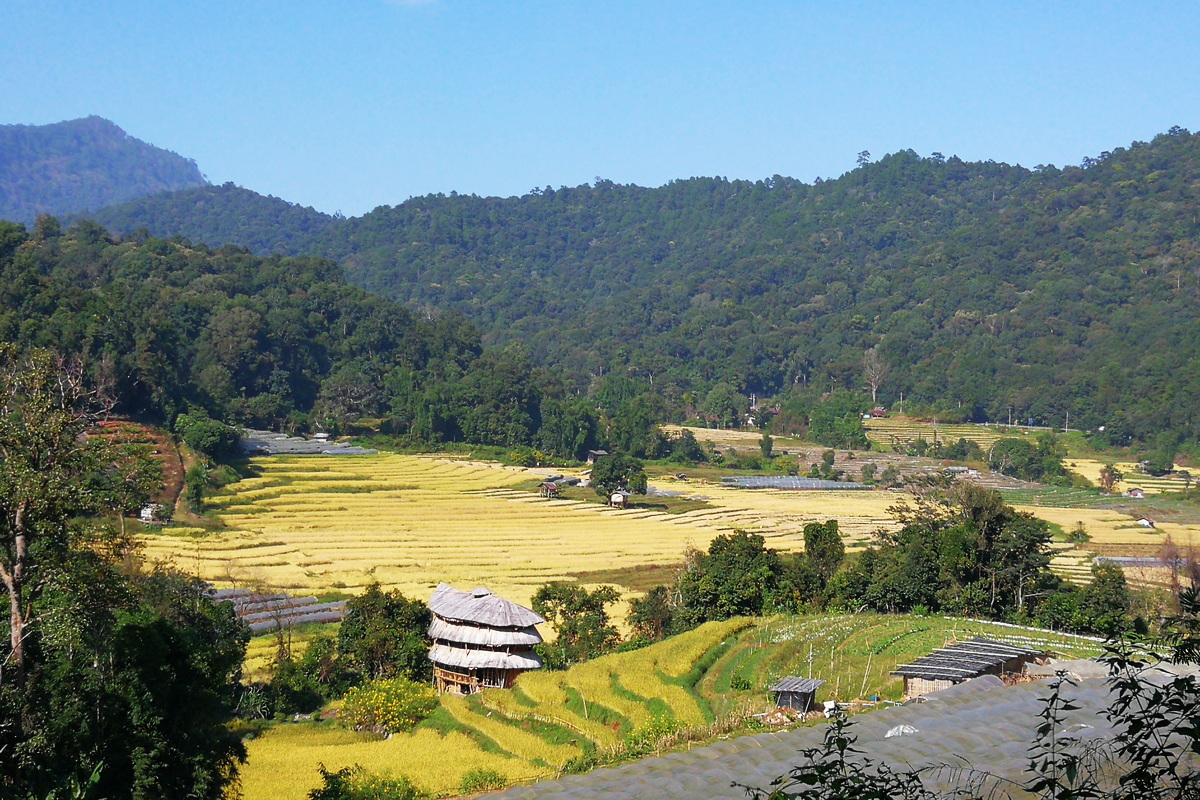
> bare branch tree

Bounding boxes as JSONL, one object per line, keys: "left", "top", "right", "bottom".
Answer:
{"left": 862, "top": 347, "right": 889, "bottom": 406}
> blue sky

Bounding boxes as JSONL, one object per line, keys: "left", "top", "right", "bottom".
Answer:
{"left": 4, "top": 1, "right": 1198, "bottom": 216}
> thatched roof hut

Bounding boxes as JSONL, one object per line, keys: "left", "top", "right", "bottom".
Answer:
{"left": 427, "top": 583, "right": 545, "bottom": 694}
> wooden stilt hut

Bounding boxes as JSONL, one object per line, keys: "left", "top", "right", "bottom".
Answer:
{"left": 427, "top": 583, "right": 544, "bottom": 695}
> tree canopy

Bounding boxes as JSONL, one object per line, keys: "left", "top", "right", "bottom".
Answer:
{"left": 76, "top": 127, "right": 1200, "bottom": 453}
{"left": 0, "top": 347, "right": 247, "bottom": 798}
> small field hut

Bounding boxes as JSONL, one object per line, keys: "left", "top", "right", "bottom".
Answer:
{"left": 427, "top": 583, "right": 544, "bottom": 695}
{"left": 768, "top": 677, "right": 825, "bottom": 713}
{"left": 891, "top": 637, "right": 1044, "bottom": 699}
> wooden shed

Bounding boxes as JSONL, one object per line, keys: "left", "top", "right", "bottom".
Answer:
{"left": 427, "top": 583, "right": 544, "bottom": 695}
{"left": 768, "top": 677, "right": 825, "bottom": 713}
{"left": 609, "top": 490, "right": 631, "bottom": 508}
{"left": 891, "top": 637, "right": 1044, "bottom": 699}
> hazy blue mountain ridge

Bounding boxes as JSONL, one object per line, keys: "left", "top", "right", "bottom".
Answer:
{"left": 0, "top": 116, "right": 207, "bottom": 225}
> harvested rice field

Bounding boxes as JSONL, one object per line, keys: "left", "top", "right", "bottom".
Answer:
{"left": 138, "top": 453, "right": 908, "bottom": 611}
{"left": 661, "top": 424, "right": 807, "bottom": 451}
{"left": 650, "top": 477, "right": 900, "bottom": 550}
{"left": 864, "top": 417, "right": 1013, "bottom": 450}
{"left": 1065, "top": 458, "right": 1191, "bottom": 495}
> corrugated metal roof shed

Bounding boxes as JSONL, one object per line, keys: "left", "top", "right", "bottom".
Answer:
{"left": 494, "top": 676, "right": 1122, "bottom": 799}
{"left": 768, "top": 677, "right": 825, "bottom": 693}
{"left": 721, "top": 476, "right": 869, "bottom": 490}
{"left": 891, "top": 637, "right": 1043, "bottom": 681}
{"left": 429, "top": 583, "right": 545, "bottom": 628}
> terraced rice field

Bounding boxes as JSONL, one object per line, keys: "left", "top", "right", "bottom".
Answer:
{"left": 239, "top": 614, "right": 1102, "bottom": 800}
{"left": 138, "top": 454, "right": 908, "bottom": 611}
{"left": 662, "top": 424, "right": 803, "bottom": 450}
{"left": 240, "top": 620, "right": 749, "bottom": 800}
{"left": 650, "top": 477, "right": 900, "bottom": 550}
{"left": 1066, "top": 458, "right": 1191, "bottom": 495}
{"left": 864, "top": 417, "right": 1024, "bottom": 450}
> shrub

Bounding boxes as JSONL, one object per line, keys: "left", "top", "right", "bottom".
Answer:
{"left": 174, "top": 412, "right": 240, "bottom": 458}
{"left": 207, "top": 463, "right": 242, "bottom": 488}
{"left": 624, "top": 711, "right": 682, "bottom": 756}
{"left": 338, "top": 677, "right": 437, "bottom": 735}
{"left": 184, "top": 463, "right": 208, "bottom": 512}
{"left": 729, "top": 674, "right": 752, "bottom": 691}
{"left": 459, "top": 767, "right": 507, "bottom": 794}
{"left": 309, "top": 764, "right": 424, "bottom": 800}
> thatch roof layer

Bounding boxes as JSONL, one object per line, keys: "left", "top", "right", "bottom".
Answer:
{"left": 429, "top": 583, "right": 544, "bottom": 628}
{"left": 428, "top": 617, "right": 542, "bottom": 647}
{"left": 428, "top": 644, "right": 543, "bottom": 671}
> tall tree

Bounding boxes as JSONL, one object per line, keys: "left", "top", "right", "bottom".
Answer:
{"left": 0, "top": 346, "right": 106, "bottom": 690}
{"left": 531, "top": 582, "right": 620, "bottom": 668}
{"left": 804, "top": 520, "right": 844, "bottom": 586}
{"left": 590, "top": 453, "right": 648, "bottom": 497}
{"left": 861, "top": 348, "right": 888, "bottom": 405}
{"left": 0, "top": 346, "right": 247, "bottom": 798}
{"left": 337, "top": 584, "right": 431, "bottom": 681}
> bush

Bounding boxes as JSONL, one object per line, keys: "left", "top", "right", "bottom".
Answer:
{"left": 729, "top": 674, "right": 752, "bottom": 691}
{"left": 175, "top": 412, "right": 240, "bottom": 458}
{"left": 624, "top": 711, "right": 682, "bottom": 755}
{"left": 338, "top": 677, "right": 437, "bottom": 735}
{"left": 207, "top": 463, "right": 242, "bottom": 488}
{"left": 459, "top": 767, "right": 507, "bottom": 794}
{"left": 309, "top": 764, "right": 424, "bottom": 800}
{"left": 184, "top": 463, "right": 208, "bottom": 512}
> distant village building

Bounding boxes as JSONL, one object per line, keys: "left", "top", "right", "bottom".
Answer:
{"left": 586, "top": 449, "right": 609, "bottom": 464}
{"left": 1127, "top": 488, "right": 1146, "bottom": 499}
{"left": 1137, "top": 517, "right": 1156, "bottom": 528}
{"left": 540, "top": 482, "right": 560, "bottom": 498}
{"left": 609, "top": 491, "right": 630, "bottom": 508}
{"left": 891, "top": 637, "right": 1044, "bottom": 699}
{"left": 768, "top": 677, "right": 825, "bottom": 713}
{"left": 427, "top": 583, "right": 544, "bottom": 695}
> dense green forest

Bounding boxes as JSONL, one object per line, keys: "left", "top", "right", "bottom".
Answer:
{"left": 88, "top": 182, "right": 338, "bottom": 255}
{"left": 0, "top": 116, "right": 206, "bottom": 225}
{"left": 81, "top": 127, "right": 1200, "bottom": 452}
{"left": 0, "top": 219, "right": 619, "bottom": 460}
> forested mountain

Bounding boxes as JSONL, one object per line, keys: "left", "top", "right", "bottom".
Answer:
{"left": 0, "top": 220, "right": 612, "bottom": 460}
{"left": 0, "top": 116, "right": 207, "bottom": 224}
{"left": 53, "top": 126, "right": 1200, "bottom": 450}
{"left": 88, "top": 182, "right": 337, "bottom": 255}
{"left": 323, "top": 129, "right": 1200, "bottom": 447}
